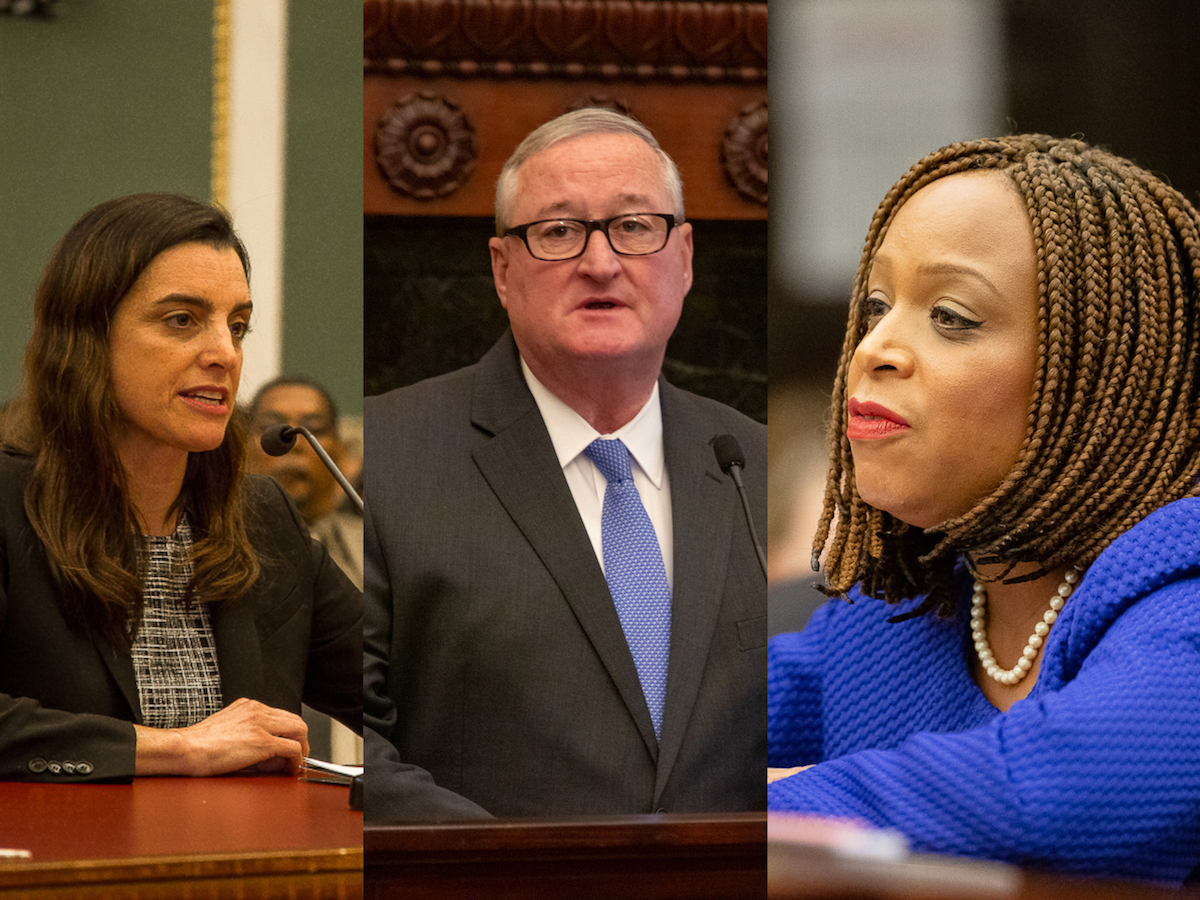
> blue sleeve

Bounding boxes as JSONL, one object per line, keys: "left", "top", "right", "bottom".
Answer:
{"left": 767, "top": 600, "right": 834, "bottom": 766}
{"left": 768, "top": 581, "right": 1200, "bottom": 884}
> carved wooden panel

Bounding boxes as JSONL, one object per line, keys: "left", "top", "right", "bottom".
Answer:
{"left": 364, "top": 0, "right": 767, "bottom": 78}
{"left": 363, "top": 0, "right": 767, "bottom": 220}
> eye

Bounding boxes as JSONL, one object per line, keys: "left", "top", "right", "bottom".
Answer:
{"left": 534, "top": 221, "right": 583, "bottom": 241}
{"left": 616, "top": 216, "right": 651, "bottom": 234}
{"left": 930, "top": 304, "right": 982, "bottom": 331}
{"left": 862, "top": 295, "right": 890, "bottom": 331}
{"left": 230, "top": 320, "right": 252, "bottom": 340}
{"left": 166, "top": 312, "right": 193, "bottom": 329}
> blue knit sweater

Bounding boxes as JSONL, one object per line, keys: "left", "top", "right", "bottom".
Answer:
{"left": 768, "top": 498, "right": 1200, "bottom": 884}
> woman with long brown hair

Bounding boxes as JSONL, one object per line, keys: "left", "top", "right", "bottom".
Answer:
{"left": 768, "top": 136, "right": 1200, "bottom": 883}
{"left": 0, "top": 193, "right": 361, "bottom": 779}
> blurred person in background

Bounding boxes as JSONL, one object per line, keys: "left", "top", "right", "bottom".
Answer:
{"left": 247, "top": 375, "right": 363, "bottom": 589}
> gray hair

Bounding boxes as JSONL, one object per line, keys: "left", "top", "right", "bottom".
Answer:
{"left": 494, "top": 108, "right": 685, "bottom": 234}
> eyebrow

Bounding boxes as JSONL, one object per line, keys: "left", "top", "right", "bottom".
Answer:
{"left": 873, "top": 256, "right": 1004, "bottom": 301}
{"left": 917, "top": 262, "right": 1002, "bottom": 298}
{"left": 151, "top": 294, "right": 253, "bottom": 315}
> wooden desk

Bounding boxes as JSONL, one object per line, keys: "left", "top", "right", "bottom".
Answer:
{"left": 769, "top": 840, "right": 1199, "bottom": 900}
{"left": 364, "top": 810, "right": 1197, "bottom": 900}
{"left": 365, "top": 812, "right": 767, "bottom": 899}
{"left": 0, "top": 776, "right": 362, "bottom": 899}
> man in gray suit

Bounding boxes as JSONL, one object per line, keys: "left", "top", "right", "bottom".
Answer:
{"left": 363, "top": 108, "right": 766, "bottom": 821}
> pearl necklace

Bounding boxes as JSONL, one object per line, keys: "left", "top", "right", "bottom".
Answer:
{"left": 970, "top": 568, "right": 1079, "bottom": 686}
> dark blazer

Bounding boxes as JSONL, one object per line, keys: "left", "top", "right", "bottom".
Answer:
{"left": 364, "top": 332, "right": 767, "bottom": 821}
{"left": 0, "top": 452, "right": 363, "bottom": 783}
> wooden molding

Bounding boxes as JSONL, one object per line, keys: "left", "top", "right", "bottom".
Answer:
{"left": 364, "top": 0, "right": 767, "bottom": 83}
{"left": 363, "top": 0, "right": 768, "bottom": 218}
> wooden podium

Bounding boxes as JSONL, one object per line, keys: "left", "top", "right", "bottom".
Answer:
{"left": 364, "top": 810, "right": 1196, "bottom": 900}
{"left": 365, "top": 812, "right": 767, "bottom": 899}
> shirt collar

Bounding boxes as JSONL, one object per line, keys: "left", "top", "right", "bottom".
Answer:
{"left": 520, "top": 356, "right": 665, "bottom": 489}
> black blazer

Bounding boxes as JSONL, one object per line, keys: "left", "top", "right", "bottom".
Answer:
{"left": 364, "top": 332, "right": 767, "bottom": 820}
{"left": 0, "top": 452, "right": 362, "bottom": 782}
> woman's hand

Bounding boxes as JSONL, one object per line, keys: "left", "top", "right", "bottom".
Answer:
{"left": 768, "top": 766, "right": 810, "bottom": 784}
{"left": 134, "top": 698, "right": 310, "bottom": 777}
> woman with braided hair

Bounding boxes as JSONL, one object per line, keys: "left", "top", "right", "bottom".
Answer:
{"left": 767, "top": 135, "right": 1200, "bottom": 883}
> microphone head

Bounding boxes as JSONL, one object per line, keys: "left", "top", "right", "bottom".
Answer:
{"left": 260, "top": 423, "right": 299, "bottom": 457}
{"left": 712, "top": 434, "right": 746, "bottom": 474}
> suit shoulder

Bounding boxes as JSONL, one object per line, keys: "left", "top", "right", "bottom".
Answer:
{"left": 0, "top": 452, "right": 33, "bottom": 495}
{"left": 663, "top": 385, "right": 766, "bottom": 447}
{"left": 242, "top": 474, "right": 308, "bottom": 545}
{"left": 366, "top": 364, "right": 477, "bottom": 413}
{"left": 0, "top": 452, "right": 33, "bottom": 542}
{"left": 364, "top": 364, "right": 479, "bottom": 433}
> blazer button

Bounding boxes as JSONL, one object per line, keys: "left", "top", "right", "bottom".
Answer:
{"left": 62, "top": 761, "right": 77, "bottom": 775}
{"left": 27, "top": 758, "right": 47, "bottom": 774}
{"left": 75, "top": 762, "right": 94, "bottom": 776}
{"left": 47, "top": 760, "right": 62, "bottom": 774}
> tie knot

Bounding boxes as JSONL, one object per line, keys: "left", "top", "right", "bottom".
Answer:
{"left": 584, "top": 438, "right": 634, "bottom": 484}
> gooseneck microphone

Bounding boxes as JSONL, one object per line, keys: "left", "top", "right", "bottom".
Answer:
{"left": 712, "top": 434, "right": 767, "bottom": 581}
{"left": 260, "top": 423, "right": 364, "bottom": 515}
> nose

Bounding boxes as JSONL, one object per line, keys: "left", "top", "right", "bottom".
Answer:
{"left": 575, "top": 228, "right": 622, "bottom": 280}
{"left": 852, "top": 308, "right": 914, "bottom": 377}
{"left": 199, "top": 324, "right": 241, "bottom": 370}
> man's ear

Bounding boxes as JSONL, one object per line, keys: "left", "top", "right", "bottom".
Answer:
{"left": 679, "top": 221, "right": 694, "bottom": 295}
{"left": 489, "top": 237, "right": 510, "bottom": 309}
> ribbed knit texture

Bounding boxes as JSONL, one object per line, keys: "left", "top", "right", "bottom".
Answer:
{"left": 768, "top": 498, "right": 1200, "bottom": 884}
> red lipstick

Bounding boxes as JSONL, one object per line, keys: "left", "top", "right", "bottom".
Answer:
{"left": 847, "top": 398, "right": 910, "bottom": 440}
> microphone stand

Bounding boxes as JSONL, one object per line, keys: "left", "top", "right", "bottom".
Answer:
{"left": 260, "top": 424, "right": 363, "bottom": 514}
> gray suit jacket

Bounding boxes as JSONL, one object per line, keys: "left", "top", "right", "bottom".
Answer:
{"left": 364, "top": 332, "right": 766, "bottom": 820}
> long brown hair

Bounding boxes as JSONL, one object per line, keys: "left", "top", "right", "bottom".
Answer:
{"left": 5, "top": 193, "right": 262, "bottom": 647}
{"left": 814, "top": 135, "right": 1200, "bottom": 618}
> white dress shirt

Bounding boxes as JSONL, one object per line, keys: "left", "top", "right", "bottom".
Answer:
{"left": 520, "top": 358, "right": 674, "bottom": 589}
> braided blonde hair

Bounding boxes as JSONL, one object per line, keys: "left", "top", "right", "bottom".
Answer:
{"left": 814, "top": 135, "right": 1200, "bottom": 618}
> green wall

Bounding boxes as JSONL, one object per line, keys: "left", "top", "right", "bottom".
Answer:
{"left": 0, "top": 1, "right": 363, "bottom": 417}
{"left": 283, "top": 1, "right": 363, "bottom": 417}
{"left": 0, "top": 2, "right": 213, "bottom": 401}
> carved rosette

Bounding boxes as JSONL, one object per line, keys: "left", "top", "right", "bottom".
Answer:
{"left": 721, "top": 99, "right": 767, "bottom": 206}
{"left": 375, "top": 92, "right": 478, "bottom": 199}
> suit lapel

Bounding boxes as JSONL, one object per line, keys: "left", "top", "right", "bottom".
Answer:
{"left": 469, "top": 334, "right": 660, "bottom": 759}
{"left": 93, "top": 636, "right": 142, "bottom": 721}
{"left": 653, "top": 382, "right": 739, "bottom": 803}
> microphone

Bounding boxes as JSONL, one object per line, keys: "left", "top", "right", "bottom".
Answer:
{"left": 260, "top": 423, "right": 363, "bottom": 515}
{"left": 712, "top": 434, "right": 767, "bottom": 581}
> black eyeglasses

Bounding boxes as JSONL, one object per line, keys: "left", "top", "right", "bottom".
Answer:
{"left": 502, "top": 213, "right": 677, "bottom": 261}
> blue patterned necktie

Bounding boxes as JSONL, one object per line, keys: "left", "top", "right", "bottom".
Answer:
{"left": 584, "top": 438, "right": 672, "bottom": 741}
